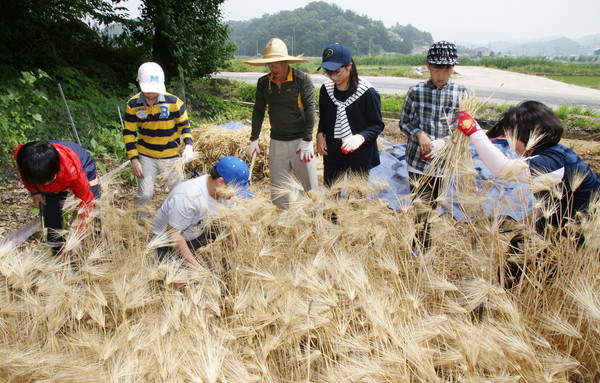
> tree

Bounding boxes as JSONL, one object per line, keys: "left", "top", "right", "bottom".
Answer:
{"left": 227, "top": 1, "right": 434, "bottom": 57}
{"left": 139, "top": 0, "right": 235, "bottom": 80}
{"left": 0, "top": 0, "right": 129, "bottom": 77}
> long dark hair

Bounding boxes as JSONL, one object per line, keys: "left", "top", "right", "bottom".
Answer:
{"left": 487, "top": 100, "right": 563, "bottom": 148}
{"left": 347, "top": 60, "right": 359, "bottom": 96}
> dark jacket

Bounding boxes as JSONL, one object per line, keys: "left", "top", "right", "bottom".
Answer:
{"left": 318, "top": 82, "right": 384, "bottom": 170}
{"left": 251, "top": 67, "right": 316, "bottom": 142}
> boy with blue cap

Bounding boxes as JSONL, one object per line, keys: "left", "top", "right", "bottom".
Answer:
{"left": 151, "top": 156, "right": 250, "bottom": 269}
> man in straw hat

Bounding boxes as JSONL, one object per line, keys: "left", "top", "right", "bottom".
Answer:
{"left": 244, "top": 38, "right": 318, "bottom": 209}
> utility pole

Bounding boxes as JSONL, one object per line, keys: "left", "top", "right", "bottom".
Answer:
{"left": 369, "top": 38, "right": 372, "bottom": 56}
{"left": 292, "top": 26, "right": 296, "bottom": 56}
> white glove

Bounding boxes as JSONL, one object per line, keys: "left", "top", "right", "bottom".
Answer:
{"left": 341, "top": 134, "right": 365, "bottom": 154}
{"left": 249, "top": 140, "right": 260, "bottom": 157}
{"left": 296, "top": 140, "right": 314, "bottom": 162}
{"left": 182, "top": 145, "right": 195, "bottom": 164}
{"left": 423, "top": 138, "right": 446, "bottom": 160}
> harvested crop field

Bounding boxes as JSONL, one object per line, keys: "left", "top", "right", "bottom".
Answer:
{"left": 0, "top": 121, "right": 599, "bottom": 382}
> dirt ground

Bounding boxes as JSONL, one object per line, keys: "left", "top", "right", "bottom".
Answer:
{"left": 1, "top": 122, "right": 600, "bottom": 240}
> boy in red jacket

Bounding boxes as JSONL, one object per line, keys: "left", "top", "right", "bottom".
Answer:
{"left": 14, "top": 141, "right": 100, "bottom": 252}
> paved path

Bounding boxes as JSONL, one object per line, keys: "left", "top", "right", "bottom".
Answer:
{"left": 214, "top": 66, "right": 600, "bottom": 111}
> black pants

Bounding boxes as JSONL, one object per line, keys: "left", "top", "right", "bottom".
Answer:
{"left": 323, "top": 165, "right": 369, "bottom": 189}
{"left": 409, "top": 172, "right": 442, "bottom": 251}
{"left": 156, "top": 227, "right": 220, "bottom": 264}
{"left": 43, "top": 184, "right": 100, "bottom": 248}
{"left": 503, "top": 216, "right": 584, "bottom": 289}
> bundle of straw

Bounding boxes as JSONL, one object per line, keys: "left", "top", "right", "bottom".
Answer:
{"left": 189, "top": 123, "right": 271, "bottom": 182}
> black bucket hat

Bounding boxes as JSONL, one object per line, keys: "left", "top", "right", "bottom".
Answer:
{"left": 427, "top": 41, "right": 459, "bottom": 65}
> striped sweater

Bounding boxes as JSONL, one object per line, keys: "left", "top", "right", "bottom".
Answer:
{"left": 123, "top": 92, "right": 192, "bottom": 159}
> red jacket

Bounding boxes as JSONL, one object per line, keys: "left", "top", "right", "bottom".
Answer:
{"left": 14, "top": 143, "right": 95, "bottom": 205}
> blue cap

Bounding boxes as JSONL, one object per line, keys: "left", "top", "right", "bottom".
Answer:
{"left": 215, "top": 156, "right": 251, "bottom": 198}
{"left": 318, "top": 43, "right": 353, "bottom": 71}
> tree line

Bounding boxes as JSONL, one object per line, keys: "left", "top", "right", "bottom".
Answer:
{"left": 0, "top": 0, "right": 234, "bottom": 85}
{"left": 0, "top": 0, "right": 235, "bottom": 167}
{"left": 227, "top": 1, "right": 433, "bottom": 57}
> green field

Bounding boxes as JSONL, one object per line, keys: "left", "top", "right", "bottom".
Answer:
{"left": 547, "top": 75, "right": 600, "bottom": 89}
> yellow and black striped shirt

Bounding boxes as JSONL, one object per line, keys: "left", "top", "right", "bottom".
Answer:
{"left": 123, "top": 93, "right": 192, "bottom": 159}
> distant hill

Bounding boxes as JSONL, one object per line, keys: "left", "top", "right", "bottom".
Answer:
{"left": 484, "top": 34, "right": 600, "bottom": 57}
{"left": 227, "top": 1, "right": 432, "bottom": 57}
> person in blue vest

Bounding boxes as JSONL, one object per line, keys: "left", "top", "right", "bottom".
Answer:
{"left": 457, "top": 101, "right": 600, "bottom": 287}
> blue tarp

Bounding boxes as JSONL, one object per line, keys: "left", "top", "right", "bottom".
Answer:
{"left": 369, "top": 139, "right": 535, "bottom": 220}
{"left": 214, "top": 122, "right": 535, "bottom": 220}
{"left": 216, "top": 121, "right": 248, "bottom": 130}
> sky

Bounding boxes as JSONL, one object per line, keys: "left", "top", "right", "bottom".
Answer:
{"left": 123, "top": 0, "right": 599, "bottom": 46}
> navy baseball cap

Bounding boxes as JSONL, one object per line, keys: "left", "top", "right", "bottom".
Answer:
{"left": 215, "top": 156, "right": 251, "bottom": 198}
{"left": 318, "top": 43, "right": 353, "bottom": 71}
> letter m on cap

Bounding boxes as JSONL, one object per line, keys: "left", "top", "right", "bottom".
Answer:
{"left": 150, "top": 75, "right": 160, "bottom": 83}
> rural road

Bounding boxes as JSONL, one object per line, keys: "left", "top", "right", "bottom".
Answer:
{"left": 214, "top": 66, "right": 600, "bottom": 111}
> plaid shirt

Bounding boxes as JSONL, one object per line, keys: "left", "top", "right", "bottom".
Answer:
{"left": 400, "top": 79, "right": 467, "bottom": 173}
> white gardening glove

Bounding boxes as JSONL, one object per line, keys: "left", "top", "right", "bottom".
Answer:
{"left": 341, "top": 134, "right": 365, "bottom": 154}
{"left": 422, "top": 138, "right": 446, "bottom": 160}
{"left": 249, "top": 140, "right": 261, "bottom": 157}
{"left": 296, "top": 140, "right": 314, "bottom": 162}
{"left": 182, "top": 145, "right": 195, "bottom": 164}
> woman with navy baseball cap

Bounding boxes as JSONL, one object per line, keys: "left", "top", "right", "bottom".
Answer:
{"left": 316, "top": 43, "right": 385, "bottom": 187}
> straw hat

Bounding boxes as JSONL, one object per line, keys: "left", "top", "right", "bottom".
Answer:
{"left": 243, "top": 38, "right": 309, "bottom": 66}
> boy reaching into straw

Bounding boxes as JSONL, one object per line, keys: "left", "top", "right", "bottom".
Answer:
{"left": 14, "top": 140, "right": 100, "bottom": 254}
{"left": 399, "top": 41, "right": 469, "bottom": 251}
{"left": 151, "top": 156, "right": 251, "bottom": 270}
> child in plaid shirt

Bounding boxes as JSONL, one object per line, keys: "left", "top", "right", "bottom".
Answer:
{"left": 400, "top": 40, "right": 468, "bottom": 251}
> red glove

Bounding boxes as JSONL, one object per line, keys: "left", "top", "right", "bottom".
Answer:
{"left": 456, "top": 111, "right": 480, "bottom": 136}
{"left": 76, "top": 203, "right": 94, "bottom": 234}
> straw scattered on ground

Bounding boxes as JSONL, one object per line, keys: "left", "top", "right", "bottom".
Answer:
{"left": 1, "top": 120, "right": 599, "bottom": 382}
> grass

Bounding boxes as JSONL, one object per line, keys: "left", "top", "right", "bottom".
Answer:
{"left": 380, "top": 94, "right": 406, "bottom": 115}
{"left": 547, "top": 75, "right": 600, "bottom": 90}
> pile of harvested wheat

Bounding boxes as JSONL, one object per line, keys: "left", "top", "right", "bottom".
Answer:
{"left": 0, "top": 119, "right": 598, "bottom": 382}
